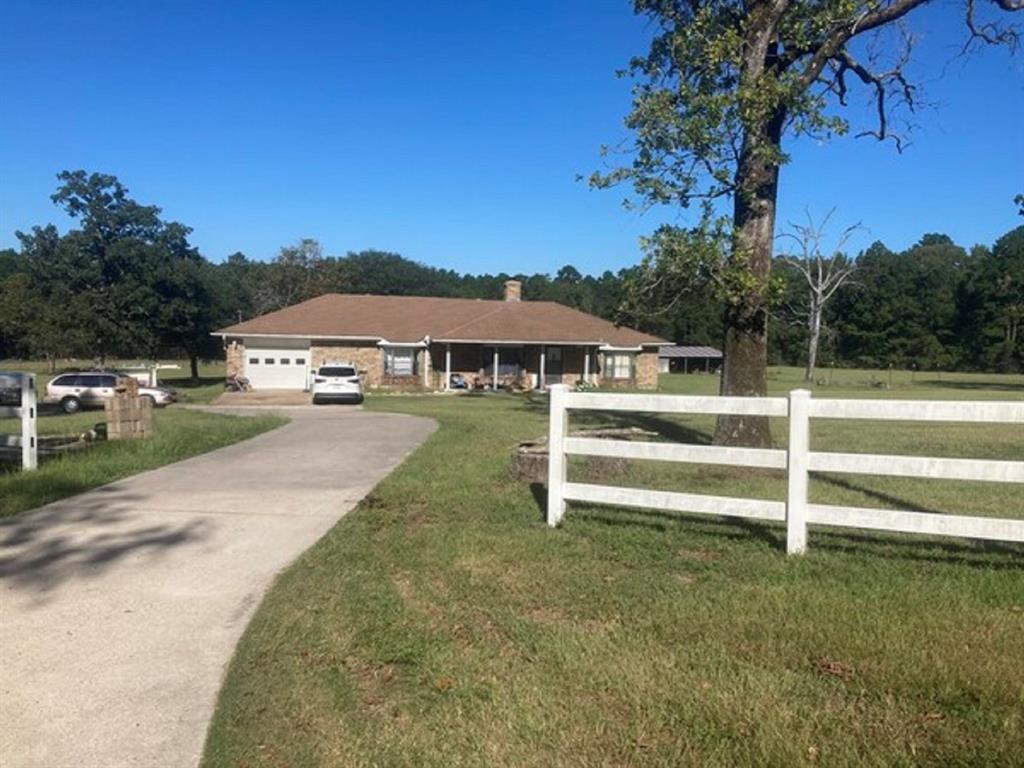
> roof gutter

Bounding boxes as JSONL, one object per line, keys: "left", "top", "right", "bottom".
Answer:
{"left": 599, "top": 344, "right": 644, "bottom": 352}
{"left": 210, "top": 332, "right": 385, "bottom": 342}
{"left": 432, "top": 338, "right": 642, "bottom": 346}
{"left": 377, "top": 339, "right": 429, "bottom": 349}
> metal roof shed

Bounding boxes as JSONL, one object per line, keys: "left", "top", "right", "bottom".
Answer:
{"left": 658, "top": 345, "right": 723, "bottom": 373}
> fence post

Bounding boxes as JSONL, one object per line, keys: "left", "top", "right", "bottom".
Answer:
{"left": 21, "top": 374, "right": 38, "bottom": 472}
{"left": 547, "top": 384, "right": 568, "bottom": 526}
{"left": 786, "top": 388, "right": 811, "bottom": 554}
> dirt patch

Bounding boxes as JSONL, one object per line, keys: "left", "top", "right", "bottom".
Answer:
{"left": 676, "top": 548, "right": 720, "bottom": 562}
{"left": 214, "top": 390, "right": 314, "bottom": 406}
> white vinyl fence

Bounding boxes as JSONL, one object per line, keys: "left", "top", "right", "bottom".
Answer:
{"left": 0, "top": 373, "right": 38, "bottom": 471}
{"left": 546, "top": 385, "right": 1024, "bottom": 554}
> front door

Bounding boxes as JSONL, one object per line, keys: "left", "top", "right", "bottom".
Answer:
{"left": 544, "top": 346, "right": 563, "bottom": 387}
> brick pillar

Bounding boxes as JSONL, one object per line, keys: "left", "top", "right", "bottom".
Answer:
{"left": 226, "top": 340, "right": 245, "bottom": 378}
{"left": 635, "top": 351, "right": 659, "bottom": 390}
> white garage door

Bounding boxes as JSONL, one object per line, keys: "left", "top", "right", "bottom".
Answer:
{"left": 245, "top": 347, "right": 310, "bottom": 390}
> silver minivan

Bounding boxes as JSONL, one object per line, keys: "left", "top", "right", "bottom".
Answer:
{"left": 45, "top": 372, "right": 177, "bottom": 413}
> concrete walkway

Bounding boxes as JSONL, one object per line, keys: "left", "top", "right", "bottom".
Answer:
{"left": 0, "top": 406, "right": 435, "bottom": 768}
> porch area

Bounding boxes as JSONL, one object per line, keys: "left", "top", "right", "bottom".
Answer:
{"left": 426, "top": 342, "right": 652, "bottom": 391}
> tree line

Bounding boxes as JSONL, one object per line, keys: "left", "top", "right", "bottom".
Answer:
{"left": 1, "top": 171, "right": 1021, "bottom": 376}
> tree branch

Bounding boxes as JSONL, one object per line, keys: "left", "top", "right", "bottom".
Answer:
{"left": 964, "top": 0, "right": 1020, "bottom": 50}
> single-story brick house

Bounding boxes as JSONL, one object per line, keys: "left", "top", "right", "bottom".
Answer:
{"left": 213, "top": 281, "right": 665, "bottom": 391}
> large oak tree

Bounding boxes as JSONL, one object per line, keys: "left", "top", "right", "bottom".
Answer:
{"left": 593, "top": 0, "right": 1021, "bottom": 445}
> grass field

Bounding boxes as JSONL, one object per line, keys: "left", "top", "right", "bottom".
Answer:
{"left": 202, "top": 367, "right": 1023, "bottom": 767}
{"left": 1, "top": 358, "right": 283, "bottom": 518}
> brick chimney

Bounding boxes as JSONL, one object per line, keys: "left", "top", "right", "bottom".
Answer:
{"left": 503, "top": 279, "right": 522, "bottom": 302}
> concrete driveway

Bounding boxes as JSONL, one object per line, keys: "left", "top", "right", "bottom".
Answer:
{"left": 0, "top": 406, "right": 435, "bottom": 768}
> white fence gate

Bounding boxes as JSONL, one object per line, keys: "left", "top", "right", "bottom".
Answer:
{"left": 546, "top": 385, "right": 1024, "bottom": 554}
{"left": 0, "top": 373, "right": 38, "bottom": 471}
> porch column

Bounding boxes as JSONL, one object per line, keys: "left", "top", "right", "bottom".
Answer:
{"left": 583, "top": 347, "right": 590, "bottom": 383}
{"left": 445, "top": 344, "right": 451, "bottom": 391}
{"left": 539, "top": 345, "right": 546, "bottom": 391}
{"left": 492, "top": 347, "right": 499, "bottom": 390}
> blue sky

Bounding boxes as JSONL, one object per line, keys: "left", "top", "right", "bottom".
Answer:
{"left": 1, "top": 0, "right": 1021, "bottom": 275}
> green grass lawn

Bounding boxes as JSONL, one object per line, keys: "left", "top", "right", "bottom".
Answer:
{"left": 1, "top": 407, "right": 284, "bottom": 519}
{"left": 202, "top": 367, "right": 1023, "bottom": 767}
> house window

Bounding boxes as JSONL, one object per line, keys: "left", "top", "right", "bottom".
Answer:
{"left": 280, "top": 358, "right": 291, "bottom": 365}
{"left": 295, "top": 357, "right": 306, "bottom": 365}
{"left": 606, "top": 352, "right": 635, "bottom": 380}
{"left": 384, "top": 347, "right": 417, "bottom": 376}
{"left": 264, "top": 358, "right": 274, "bottom": 365}
{"left": 248, "top": 357, "right": 258, "bottom": 365}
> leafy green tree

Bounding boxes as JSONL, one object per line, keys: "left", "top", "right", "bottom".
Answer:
{"left": 593, "top": 0, "right": 1021, "bottom": 445}
{"left": 0, "top": 248, "right": 18, "bottom": 280}
{"left": 250, "top": 239, "right": 329, "bottom": 314}
{"left": 831, "top": 235, "right": 966, "bottom": 370}
{"left": 958, "top": 226, "right": 1024, "bottom": 371}
{"left": 16, "top": 171, "right": 210, "bottom": 365}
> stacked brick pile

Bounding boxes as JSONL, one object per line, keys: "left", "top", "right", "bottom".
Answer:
{"left": 104, "top": 377, "right": 154, "bottom": 440}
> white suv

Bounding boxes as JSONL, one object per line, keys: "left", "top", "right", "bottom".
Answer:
{"left": 311, "top": 362, "right": 364, "bottom": 405}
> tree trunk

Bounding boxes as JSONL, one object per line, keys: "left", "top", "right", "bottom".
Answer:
{"left": 190, "top": 354, "right": 199, "bottom": 380}
{"left": 714, "top": 112, "right": 783, "bottom": 448}
{"left": 805, "top": 297, "right": 822, "bottom": 382}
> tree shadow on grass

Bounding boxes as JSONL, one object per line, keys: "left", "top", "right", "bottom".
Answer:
{"left": 0, "top": 484, "right": 211, "bottom": 601}
{"left": 916, "top": 380, "right": 1024, "bottom": 393}
{"left": 165, "top": 375, "right": 223, "bottom": 390}
{"left": 814, "top": 473, "right": 946, "bottom": 515}
{"left": 575, "top": 505, "right": 783, "bottom": 549}
{"left": 518, "top": 395, "right": 713, "bottom": 446}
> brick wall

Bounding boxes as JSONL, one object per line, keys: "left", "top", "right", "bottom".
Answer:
{"left": 310, "top": 343, "right": 383, "bottom": 387}
{"left": 597, "top": 350, "right": 659, "bottom": 390}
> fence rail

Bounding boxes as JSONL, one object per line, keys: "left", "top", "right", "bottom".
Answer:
{"left": 0, "top": 373, "right": 38, "bottom": 471}
{"left": 546, "top": 385, "right": 1024, "bottom": 554}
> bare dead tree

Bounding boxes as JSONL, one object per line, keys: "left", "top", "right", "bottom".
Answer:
{"left": 779, "top": 211, "right": 861, "bottom": 382}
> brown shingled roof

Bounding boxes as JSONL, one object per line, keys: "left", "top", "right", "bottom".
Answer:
{"left": 215, "top": 294, "right": 665, "bottom": 347}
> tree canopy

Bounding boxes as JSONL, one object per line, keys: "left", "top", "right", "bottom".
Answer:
{"left": 1, "top": 171, "right": 1021, "bottom": 378}
{"left": 592, "top": 0, "right": 1020, "bottom": 444}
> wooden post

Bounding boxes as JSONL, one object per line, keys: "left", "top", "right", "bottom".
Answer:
{"left": 583, "top": 347, "right": 590, "bottom": 384}
{"left": 547, "top": 384, "right": 568, "bottom": 526}
{"left": 21, "top": 374, "right": 37, "bottom": 471}
{"left": 539, "top": 345, "right": 546, "bottom": 391}
{"left": 786, "top": 389, "right": 811, "bottom": 554}
{"left": 492, "top": 347, "right": 499, "bottom": 391}
{"left": 445, "top": 344, "right": 451, "bottom": 391}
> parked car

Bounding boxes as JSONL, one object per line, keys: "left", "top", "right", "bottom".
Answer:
{"left": 311, "top": 362, "right": 364, "bottom": 405}
{"left": 45, "top": 372, "right": 177, "bottom": 413}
